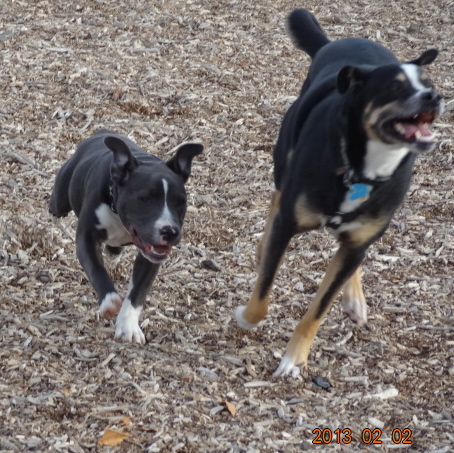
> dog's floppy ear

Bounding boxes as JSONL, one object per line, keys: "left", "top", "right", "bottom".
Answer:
{"left": 166, "top": 143, "right": 203, "bottom": 183}
{"left": 337, "top": 65, "right": 370, "bottom": 94}
{"left": 408, "top": 48, "right": 438, "bottom": 66}
{"left": 104, "top": 136, "right": 139, "bottom": 186}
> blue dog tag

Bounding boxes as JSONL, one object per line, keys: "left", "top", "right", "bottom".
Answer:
{"left": 348, "top": 183, "right": 372, "bottom": 202}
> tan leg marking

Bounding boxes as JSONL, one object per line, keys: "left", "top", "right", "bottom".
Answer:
{"left": 257, "top": 191, "right": 281, "bottom": 265}
{"left": 294, "top": 193, "right": 323, "bottom": 232}
{"left": 241, "top": 191, "right": 323, "bottom": 328}
{"left": 274, "top": 218, "right": 389, "bottom": 376}
{"left": 238, "top": 191, "right": 282, "bottom": 327}
{"left": 274, "top": 246, "right": 347, "bottom": 376}
{"left": 341, "top": 267, "right": 367, "bottom": 325}
{"left": 343, "top": 217, "right": 389, "bottom": 245}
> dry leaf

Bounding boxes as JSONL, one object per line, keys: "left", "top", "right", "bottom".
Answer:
{"left": 98, "top": 428, "right": 131, "bottom": 446}
{"left": 221, "top": 400, "right": 237, "bottom": 417}
{"left": 121, "top": 416, "right": 132, "bottom": 426}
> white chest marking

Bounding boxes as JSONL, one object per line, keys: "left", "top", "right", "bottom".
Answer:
{"left": 156, "top": 179, "right": 175, "bottom": 229}
{"left": 363, "top": 141, "right": 409, "bottom": 180}
{"left": 95, "top": 203, "right": 131, "bottom": 246}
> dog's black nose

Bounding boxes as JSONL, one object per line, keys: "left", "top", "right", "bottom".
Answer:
{"left": 421, "top": 90, "right": 441, "bottom": 103}
{"left": 160, "top": 225, "right": 179, "bottom": 242}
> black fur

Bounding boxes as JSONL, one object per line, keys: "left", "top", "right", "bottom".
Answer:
{"left": 236, "top": 9, "right": 443, "bottom": 377}
{"left": 50, "top": 130, "right": 203, "bottom": 343}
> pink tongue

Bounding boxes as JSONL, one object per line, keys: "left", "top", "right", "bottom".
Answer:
{"left": 153, "top": 245, "right": 171, "bottom": 254}
{"left": 419, "top": 123, "right": 433, "bottom": 137}
{"left": 403, "top": 122, "right": 432, "bottom": 138}
{"left": 142, "top": 243, "right": 152, "bottom": 254}
{"left": 134, "top": 235, "right": 171, "bottom": 255}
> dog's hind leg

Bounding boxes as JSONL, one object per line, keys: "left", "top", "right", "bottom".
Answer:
{"left": 273, "top": 242, "right": 367, "bottom": 377}
{"left": 235, "top": 191, "right": 293, "bottom": 328}
{"left": 49, "top": 189, "right": 71, "bottom": 218}
{"left": 48, "top": 159, "right": 76, "bottom": 218}
{"left": 257, "top": 191, "right": 282, "bottom": 265}
{"left": 341, "top": 267, "right": 367, "bottom": 325}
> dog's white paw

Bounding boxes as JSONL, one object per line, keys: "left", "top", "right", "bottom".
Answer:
{"left": 99, "top": 292, "right": 122, "bottom": 319}
{"left": 272, "top": 355, "right": 301, "bottom": 378}
{"left": 114, "top": 298, "right": 145, "bottom": 344}
{"left": 235, "top": 306, "right": 261, "bottom": 330}
{"left": 341, "top": 297, "right": 367, "bottom": 326}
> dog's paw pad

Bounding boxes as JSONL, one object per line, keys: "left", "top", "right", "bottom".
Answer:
{"left": 114, "top": 299, "right": 145, "bottom": 344}
{"left": 100, "top": 292, "right": 122, "bottom": 319}
{"left": 235, "top": 306, "right": 261, "bottom": 330}
{"left": 272, "top": 355, "right": 301, "bottom": 378}
{"left": 341, "top": 297, "right": 367, "bottom": 326}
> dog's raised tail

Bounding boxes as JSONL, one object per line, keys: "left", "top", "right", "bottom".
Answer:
{"left": 287, "top": 9, "right": 330, "bottom": 59}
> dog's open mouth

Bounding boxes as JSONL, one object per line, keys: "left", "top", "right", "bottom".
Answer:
{"left": 129, "top": 226, "right": 171, "bottom": 262}
{"left": 384, "top": 111, "right": 436, "bottom": 145}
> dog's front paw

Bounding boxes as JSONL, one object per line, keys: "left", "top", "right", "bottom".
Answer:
{"left": 341, "top": 297, "right": 367, "bottom": 325}
{"left": 115, "top": 299, "right": 145, "bottom": 344}
{"left": 115, "top": 323, "right": 145, "bottom": 344}
{"left": 272, "top": 355, "right": 302, "bottom": 378}
{"left": 99, "top": 292, "right": 122, "bottom": 319}
{"left": 235, "top": 306, "right": 261, "bottom": 329}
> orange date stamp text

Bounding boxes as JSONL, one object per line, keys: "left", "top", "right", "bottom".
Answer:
{"left": 312, "top": 427, "right": 413, "bottom": 445}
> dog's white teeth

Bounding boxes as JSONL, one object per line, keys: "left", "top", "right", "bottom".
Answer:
{"left": 415, "top": 130, "right": 422, "bottom": 140}
{"left": 419, "top": 132, "right": 434, "bottom": 142}
{"left": 394, "top": 122, "right": 406, "bottom": 134}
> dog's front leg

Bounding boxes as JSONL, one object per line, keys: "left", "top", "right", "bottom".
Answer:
{"left": 115, "top": 253, "right": 160, "bottom": 344}
{"left": 273, "top": 242, "right": 368, "bottom": 377}
{"left": 75, "top": 227, "right": 122, "bottom": 319}
{"left": 235, "top": 191, "right": 294, "bottom": 328}
{"left": 341, "top": 267, "right": 367, "bottom": 325}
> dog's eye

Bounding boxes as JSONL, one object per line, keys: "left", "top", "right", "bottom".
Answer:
{"left": 389, "top": 80, "right": 404, "bottom": 92}
{"left": 140, "top": 196, "right": 153, "bottom": 203}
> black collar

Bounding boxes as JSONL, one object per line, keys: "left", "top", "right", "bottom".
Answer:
{"left": 108, "top": 181, "right": 118, "bottom": 214}
{"left": 327, "top": 135, "right": 391, "bottom": 230}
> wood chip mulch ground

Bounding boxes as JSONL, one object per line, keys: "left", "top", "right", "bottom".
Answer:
{"left": 0, "top": 0, "right": 453, "bottom": 451}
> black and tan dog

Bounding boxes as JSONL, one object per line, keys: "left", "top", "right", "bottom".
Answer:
{"left": 235, "top": 9, "right": 443, "bottom": 377}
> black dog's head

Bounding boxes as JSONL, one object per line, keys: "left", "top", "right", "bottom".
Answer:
{"left": 338, "top": 49, "right": 443, "bottom": 153}
{"left": 105, "top": 136, "right": 203, "bottom": 263}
